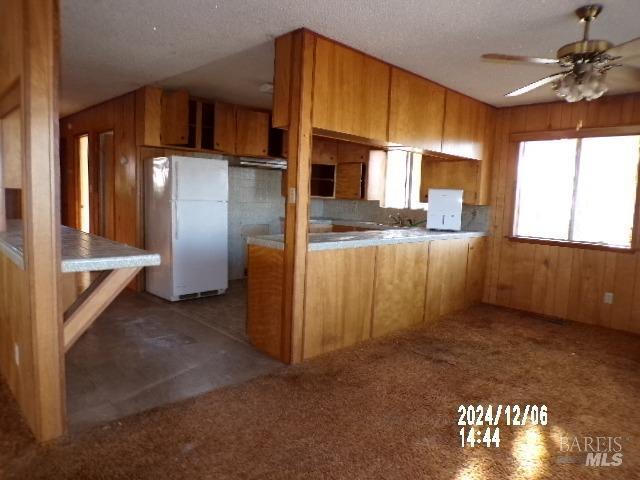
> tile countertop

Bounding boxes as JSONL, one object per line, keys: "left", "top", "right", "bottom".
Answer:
{"left": 247, "top": 228, "right": 487, "bottom": 251}
{"left": 0, "top": 221, "right": 161, "bottom": 273}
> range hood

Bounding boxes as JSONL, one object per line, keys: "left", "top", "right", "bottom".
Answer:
{"left": 235, "top": 157, "right": 287, "bottom": 170}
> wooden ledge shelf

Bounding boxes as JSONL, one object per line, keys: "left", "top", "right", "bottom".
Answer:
{"left": 0, "top": 220, "right": 161, "bottom": 352}
{"left": 506, "top": 235, "right": 636, "bottom": 254}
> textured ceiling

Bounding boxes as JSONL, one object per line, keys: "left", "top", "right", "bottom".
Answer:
{"left": 60, "top": 0, "right": 640, "bottom": 116}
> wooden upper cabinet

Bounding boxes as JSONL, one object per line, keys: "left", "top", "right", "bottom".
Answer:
{"left": 312, "top": 37, "right": 390, "bottom": 142}
{"left": 441, "top": 90, "right": 488, "bottom": 161}
{"left": 160, "top": 90, "right": 190, "bottom": 145}
{"left": 335, "top": 163, "right": 364, "bottom": 199}
{"left": 388, "top": 68, "right": 445, "bottom": 152}
{"left": 135, "top": 86, "right": 162, "bottom": 147}
{"left": 337, "top": 141, "right": 369, "bottom": 163}
{"left": 214, "top": 102, "right": 236, "bottom": 153}
{"left": 272, "top": 34, "right": 292, "bottom": 129}
{"left": 236, "top": 108, "right": 270, "bottom": 156}
{"left": 312, "top": 137, "right": 338, "bottom": 165}
{"left": 420, "top": 156, "right": 481, "bottom": 205}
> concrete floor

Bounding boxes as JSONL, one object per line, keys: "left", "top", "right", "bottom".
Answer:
{"left": 65, "top": 279, "right": 283, "bottom": 431}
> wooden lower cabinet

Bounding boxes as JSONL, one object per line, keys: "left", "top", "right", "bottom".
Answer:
{"left": 247, "top": 236, "right": 488, "bottom": 363}
{"left": 302, "top": 247, "right": 376, "bottom": 359}
{"left": 372, "top": 243, "right": 428, "bottom": 337}
{"left": 247, "top": 245, "right": 284, "bottom": 360}
{"left": 425, "top": 238, "right": 470, "bottom": 321}
{"left": 421, "top": 156, "right": 481, "bottom": 205}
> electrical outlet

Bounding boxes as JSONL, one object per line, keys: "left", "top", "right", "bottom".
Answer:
{"left": 14, "top": 343, "right": 20, "bottom": 366}
{"left": 603, "top": 292, "right": 614, "bottom": 304}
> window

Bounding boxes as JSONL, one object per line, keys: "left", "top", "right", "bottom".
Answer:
{"left": 514, "top": 135, "right": 640, "bottom": 248}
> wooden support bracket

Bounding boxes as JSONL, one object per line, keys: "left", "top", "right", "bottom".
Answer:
{"left": 63, "top": 267, "right": 141, "bottom": 352}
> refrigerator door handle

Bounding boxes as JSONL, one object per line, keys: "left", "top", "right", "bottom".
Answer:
{"left": 174, "top": 205, "right": 179, "bottom": 240}
{"left": 175, "top": 161, "right": 180, "bottom": 199}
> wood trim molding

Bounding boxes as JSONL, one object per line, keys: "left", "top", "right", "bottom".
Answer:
{"left": 63, "top": 267, "right": 141, "bottom": 352}
{"left": 507, "top": 235, "right": 636, "bottom": 254}
{"left": 510, "top": 124, "right": 640, "bottom": 142}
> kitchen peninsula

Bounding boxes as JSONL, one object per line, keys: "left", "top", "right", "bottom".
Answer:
{"left": 0, "top": 222, "right": 160, "bottom": 351}
{"left": 247, "top": 228, "right": 487, "bottom": 362}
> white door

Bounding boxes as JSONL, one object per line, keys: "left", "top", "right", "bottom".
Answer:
{"left": 172, "top": 200, "right": 228, "bottom": 296}
{"left": 172, "top": 156, "right": 228, "bottom": 201}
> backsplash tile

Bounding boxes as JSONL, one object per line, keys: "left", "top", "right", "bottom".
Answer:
{"left": 319, "top": 199, "right": 490, "bottom": 231}
{"left": 228, "top": 167, "right": 284, "bottom": 280}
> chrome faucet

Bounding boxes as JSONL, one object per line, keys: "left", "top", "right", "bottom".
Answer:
{"left": 388, "top": 213, "right": 414, "bottom": 227}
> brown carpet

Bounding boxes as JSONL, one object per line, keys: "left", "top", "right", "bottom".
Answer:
{"left": 1, "top": 305, "right": 639, "bottom": 479}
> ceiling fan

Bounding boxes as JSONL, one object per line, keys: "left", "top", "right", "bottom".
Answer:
{"left": 482, "top": 4, "right": 640, "bottom": 102}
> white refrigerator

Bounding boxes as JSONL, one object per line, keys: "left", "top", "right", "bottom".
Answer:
{"left": 145, "top": 155, "right": 228, "bottom": 301}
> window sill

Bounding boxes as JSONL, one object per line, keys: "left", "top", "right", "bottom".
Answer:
{"left": 506, "top": 236, "right": 636, "bottom": 253}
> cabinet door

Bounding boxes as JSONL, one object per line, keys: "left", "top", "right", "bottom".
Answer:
{"left": 161, "top": 90, "right": 190, "bottom": 145}
{"left": 337, "top": 141, "right": 369, "bottom": 163}
{"left": 442, "top": 90, "right": 487, "bottom": 160}
{"left": 335, "top": 163, "right": 363, "bottom": 199}
{"left": 236, "top": 108, "right": 269, "bottom": 156}
{"left": 425, "top": 238, "right": 469, "bottom": 322}
{"left": 420, "top": 156, "right": 481, "bottom": 205}
{"left": 303, "top": 248, "right": 376, "bottom": 359}
{"left": 372, "top": 243, "right": 429, "bottom": 337}
{"left": 312, "top": 137, "right": 338, "bottom": 165}
{"left": 214, "top": 102, "right": 236, "bottom": 153}
{"left": 465, "top": 237, "right": 487, "bottom": 307}
{"left": 313, "top": 37, "right": 390, "bottom": 141}
{"left": 388, "top": 68, "right": 445, "bottom": 152}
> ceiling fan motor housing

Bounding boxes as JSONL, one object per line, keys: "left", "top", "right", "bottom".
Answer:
{"left": 557, "top": 39, "right": 613, "bottom": 61}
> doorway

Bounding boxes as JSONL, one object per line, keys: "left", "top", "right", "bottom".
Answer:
{"left": 76, "top": 131, "right": 115, "bottom": 236}
{"left": 77, "top": 134, "right": 90, "bottom": 232}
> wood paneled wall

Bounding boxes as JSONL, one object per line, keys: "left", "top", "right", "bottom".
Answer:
{"left": 60, "top": 93, "right": 142, "bottom": 289}
{"left": 60, "top": 92, "right": 140, "bottom": 248}
{"left": 0, "top": 254, "right": 35, "bottom": 429}
{"left": 484, "top": 93, "right": 640, "bottom": 334}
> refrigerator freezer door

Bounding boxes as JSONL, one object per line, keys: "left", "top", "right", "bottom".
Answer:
{"left": 172, "top": 156, "right": 228, "bottom": 202}
{"left": 172, "top": 200, "right": 228, "bottom": 296}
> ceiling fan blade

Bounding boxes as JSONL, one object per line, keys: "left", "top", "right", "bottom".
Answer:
{"left": 607, "top": 37, "right": 640, "bottom": 60}
{"left": 606, "top": 65, "right": 640, "bottom": 88}
{"left": 482, "top": 53, "right": 559, "bottom": 65}
{"left": 506, "top": 72, "right": 568, "bottom": 97}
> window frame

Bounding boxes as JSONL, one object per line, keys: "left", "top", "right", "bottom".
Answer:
{"left": 508, "top": 127, "right": 640, "bottom": 253}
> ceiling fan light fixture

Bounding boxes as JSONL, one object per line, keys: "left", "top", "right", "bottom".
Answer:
{"left": 484, "top": 4, "right": 640, "bottom": 103}
{"left": 553, "top": 74, "right": 582, "bottom": 102}
{"left": 552, "top": 69, "right": 608, "bottom": 102}
{"left": 580, "top": 70, "right": 608, "bottom": 100}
